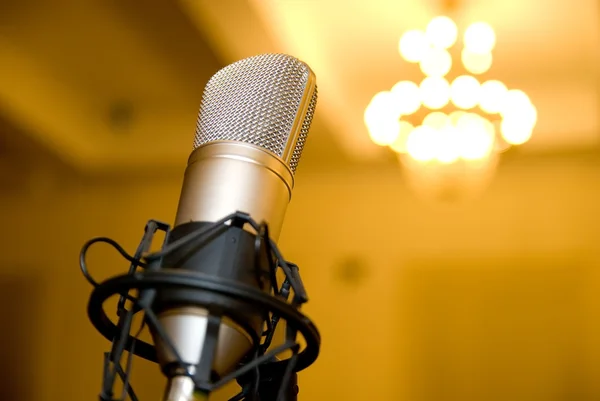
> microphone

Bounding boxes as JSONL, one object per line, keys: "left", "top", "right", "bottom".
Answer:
{"left": 80, "top": 53, "right": 321, "bottom": 401}
{"left": 154, "top": 53, "right": 317, "bottom": 400}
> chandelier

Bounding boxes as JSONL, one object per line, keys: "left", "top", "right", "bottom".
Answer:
{"left": 364, "top": 17, "right": 537, "bottom": 199}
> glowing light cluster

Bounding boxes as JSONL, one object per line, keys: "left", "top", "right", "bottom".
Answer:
{"left": 403, "top": 111, "right": 495, "bottom": 163}
{"left": 365, "top": 17, "right": 537, "bottom": 163}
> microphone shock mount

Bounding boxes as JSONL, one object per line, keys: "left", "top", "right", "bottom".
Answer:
{"left": 79, "top": 211, "right": 320, "bottom": 401}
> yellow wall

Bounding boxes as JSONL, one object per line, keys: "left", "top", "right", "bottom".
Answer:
{"left": 1, "top": 154, "right": 600, "bottom": 401}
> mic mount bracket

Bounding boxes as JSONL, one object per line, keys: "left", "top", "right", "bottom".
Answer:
{"left": 80, "top": 211, "right": 320, "bottom": 401}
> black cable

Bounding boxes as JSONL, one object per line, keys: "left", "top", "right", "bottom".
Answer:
{"left": 80, "top": 237, "right": 147, "bottom": 288}
{"left": 83, "top": 224, "right": 163, "bottom": 400}
{"left": 230, "top": 348, "right": 262, "bottom": 401}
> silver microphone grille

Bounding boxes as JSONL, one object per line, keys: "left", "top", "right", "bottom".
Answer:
{"left": 194, "top": 53, "right": 318, "bottom": 173}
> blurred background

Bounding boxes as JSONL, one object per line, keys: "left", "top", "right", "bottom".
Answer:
{"left": 1, "top": 0, "right": 600, "bottom": 400}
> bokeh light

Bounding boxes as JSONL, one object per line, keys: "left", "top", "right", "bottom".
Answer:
{"left": 391, "top": 80, "right": 421, "bottom": 114}
{"left": 423, "top": 112, "right": 450, "bottom": 130}
{"left": 399, "top": 30, "right": 428, "bottom": 63}
{"left": 369, "top": 17, "right": 536, "bottom": 171}
{"left": 500, "top": 116, "right": 534, "bottom": 145}
{"left": 500, "top": 89, "right": 534, "bottom": 118}
{"left": 425, "top": 16, "right": 458, "bottom": 49}
{"left": 390, "top": 121, "right": 414, "bottom": 153}
{"left": 420, "top": 77, "right": 451, "bottom": 109}
{"left": 479, "top": 80, "right": 508, "bottom": 114}
{"left": 364, "top": 91, "right": 401, "bottom": 146}
{"left": 461, "top": 48, "right": 493, "bottom": 74}
{"left": 420, "top": 47, "right": 452, "bottom": 77}
{"left": 464, "top": 22, "right": 496, "bottom": 54}
{"left": 406, "top": 125, "right": 438, "bottom": 161}
{"left": 364, "top": 91, "right": 397, "bottom": 124}
{"left": 449, "top": 110, "right": 467, "bottom": 126}
{"left": 436, "top": 125, "right": 460, "bottom": 164}
{"left": 499, "top": 90, "right": 537, "bottom": 145}
{"left": 455, "top": 113, "right": 495, "bottom": 160}
{"left": 368, "top": 119, "right": 401, "bottom": 146}
{"left": 450, "top": 75, "right": 480, "bottom": 109}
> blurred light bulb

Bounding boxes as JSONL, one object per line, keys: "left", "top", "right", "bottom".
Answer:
{"left": 500, "top": 116, "right": 533, "bottom": 145}
{"left": 368, "top": 118, "right": 401, "bottom": 146}
{"left": 391, "top": 80, "right": 421, "bottom": 114}
{"left": 498, "top": 90, "right": 536, "bottom": 145}
{"left": 450, "top": 75, "right": 481, "bottom": 109}
{"left": 367, "top": 91, "right": 396, "bottom": 111}
{"left": 425, "top": 16, "right": 458, "bottom": 49}
{"left": 419, "top": 77, "right": 450, "bottom": 109}
{"left": 464, "top": 22, "right": 496, "bottom": 54}
{"left": 419, "top": 47, "right": 452, "bottom": 77}
{"left": 436, "top": 125, "right": 460, "bottom": 163}
{"left": 461, "top": 48, "right": 493, "bottom": 74}
{"left": 390, "top": 121, "right": 414, "bottom": 153}
{"left": 364, "top": 91, "right": 401, "bottom": 146}
{"left": 499, "top": 90, "right": 537, "bottom": 139}
{"left": 399, "top": 30, "right": 428, "bottom": 63}
{"left": 364, "top": 91, "right": 398, "bottom": 126}
{"left": 455, "top": 112, "right": 482, "bottom": 132}
{"left": 482, "top": 118, "right": 495, "bottom": 137}
{"left": 479, "top": 80, "right": 507, "bottom": 114}
{"left": 501, "top": 89, "right": 531, "bottom": 108}
{"left": 500, "top": 90, "right": 533, "bottom": 116}
{"left": 449, "top": 110, "right": 467, "bottom": 126}
{"left": 456, "top": 113, "right": 494, "bottom": 160}
{"left": 406, "top": 125, "right": 439, "bottom": 161}
{"left": 423, "top": 112, "right": 450, "bottom": 130}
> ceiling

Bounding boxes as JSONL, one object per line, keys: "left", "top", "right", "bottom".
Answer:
{"left": 0, "top": 0, "right": 598, "bottom": 177}
{"left": 193, "top": 0, "right": 600, "bottom": 156}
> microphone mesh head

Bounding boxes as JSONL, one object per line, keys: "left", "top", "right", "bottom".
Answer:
{"left": 194, "top": 53, "right": 318, "bottom": 173}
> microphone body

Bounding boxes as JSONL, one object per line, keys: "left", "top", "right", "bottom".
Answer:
{"left": 149, "top": 54, "right": 318, "bottom": 401}
{"left": 80, "top": 53, "right": 320, "bottom": 401}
